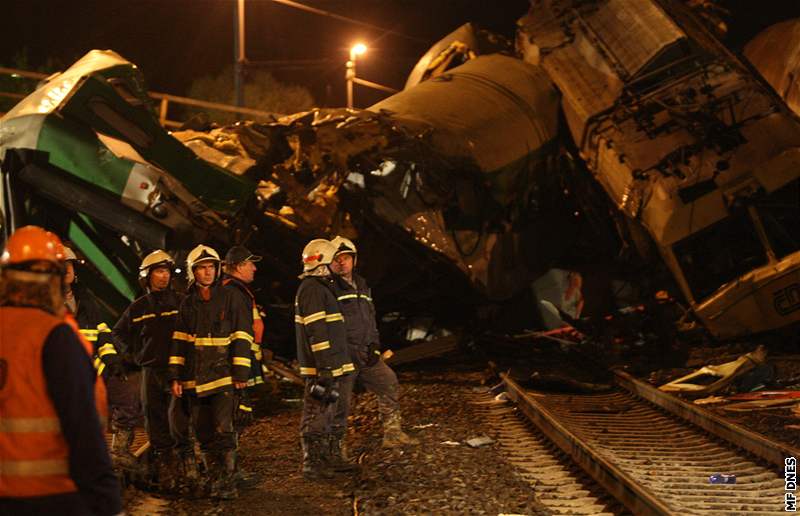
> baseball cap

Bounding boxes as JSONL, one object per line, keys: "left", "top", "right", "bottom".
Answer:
{"left": 224, "top": 245, "right": 262, "bottom": 265}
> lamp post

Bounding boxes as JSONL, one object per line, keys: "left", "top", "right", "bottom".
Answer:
{"left": 346, "top": 43, "right": 366, "bottom": 109}
{"left": 234, "top": 0, "right": 246, "bottom": 109}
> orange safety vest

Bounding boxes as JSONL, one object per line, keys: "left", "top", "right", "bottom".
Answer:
{"left": 0, "top": 306, "right": 107, "bottom": 497}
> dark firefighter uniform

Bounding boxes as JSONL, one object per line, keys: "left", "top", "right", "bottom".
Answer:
{"left": 295, "top": 275, "right": 354, "bottom": 440}
{"left": 222, "top": 274, "right": 265, "bottom": 423}
{"left": 330, "top": 272, "right": 398, "bottom": 426}
{"left": 112, "top": 289, "right": 185, "bottom": 459}
{"left": 167, "top": 283, "right": 253, "bottom": 471}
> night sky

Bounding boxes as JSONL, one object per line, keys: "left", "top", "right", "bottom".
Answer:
{"left": 3, "top": 0, "right": 799, "bottom": 108}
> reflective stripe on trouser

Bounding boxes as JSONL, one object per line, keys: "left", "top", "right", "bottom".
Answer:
{"left": 299, "top": 378, "right": 340, "bottom": 437}
{"left": 191, "top": 391, "right": 236, "bottom": 453}
{"left": 141, "top": 368, "right": 175, "bottom": 452}
{"left": 331, "top": 356, "right": 399, "bottom": 436}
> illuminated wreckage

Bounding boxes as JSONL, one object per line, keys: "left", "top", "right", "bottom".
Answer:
{"left": 2, "top": 0, "right": 800, "bottom": 348}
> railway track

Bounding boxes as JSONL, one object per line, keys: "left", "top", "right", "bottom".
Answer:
{"left": 492, "top": 369, "right": 800, "bottom": 515}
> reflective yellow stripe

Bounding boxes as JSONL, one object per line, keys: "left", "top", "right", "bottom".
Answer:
{"left": 196, "top": 376, "right": 232, "bottom": 393}
{"left": 230, "top": 331, "right": 254, "bottom": 343}
{"left": 173, "top": 331, "right": 195, "bottom": 342}
{"left": 195, "top": 337, "right": 230, "bottom": 346}
{"left": 169, "top": 356, "right": 185, "bottom": 365}
{"left": 0, "top": 417, "right": 61, "bottom": 433}
{"left": 247, "top": 376, "right": 265, "bottom": 386}
{"left": 337, "top": 294, "right": 358, "bottom": 301}
{"left": 252, "top": 307, "right": 261, "bottom": 320}
{"left": 301, "top": 311, "right": 326, "bottom": 325}
{"left": 341, "top": 362, "right": 355, "bottom": 373}
{"left": 311, "top": 341, "right": 331, "bottom": 352}
{"left": 233, "top": 357, "right": 251, "bottom": 367}
{"left": 97, "top": 323, "right": 111, "bottom": 332}
{"left": 182, "top": 380, "right": 196, "bottom": 389}
{"left": 0, "top": 459, "right": 68, "bottom": 476}
{"left": 97, "top": 363, "right": 106, "bottom": 377}
{"left": 300, "top": 367, "right": 317, "bottom": 376}
{"left": 331, "top": 367, "right": 344, "bottom": 377}
{"left": 250, "top": 343, "right": 260, "bottom": 353}
{"left": 238, "top": 405, "right": 253, "bottom": 412}
{"left": 325, "top": 313, "right": 344, "bottom": 322}
{"left": 294, "top": 315, "right": 303, "bottom": 324}
{"left": 254, "top": 348, "right": 263, "bottom": 361}
{"left": 80, "top": 329, "right": 98, "bottom": 342}
{"left": 132, "top": 313, "right": 157, "bottom": 323}
{"left": 360, "top": 295, "right": 372, "bottom": 302}
{"left": 160, "top": 310, "right": 179, "bottom": 317}
{"left": 98, "top": 343, "right": 117, "bottom": 357}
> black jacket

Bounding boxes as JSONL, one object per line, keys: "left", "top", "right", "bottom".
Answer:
{"left": 331, "top": 273, "right": 380, "bottom": 350}
{"left": 112, "top": 289, "right": 183, "bottom": 369}
{"left": 222, "top": 274, "right": 265, "bottom": 386}
{"left": 69, "top": 288, "right": 118, "bottom": 376}
{"left": 294, "top": 275, "right": 354, "bottom": 378}
{"left": 168, "top": 283, "right": 253, "bottom": 397}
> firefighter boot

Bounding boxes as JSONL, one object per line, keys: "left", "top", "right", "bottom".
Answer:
{"left": 327, "top": 434, "right": 359, "bottom": 472}
{"left": 154, "top": 450, "right": 180, "bottom": 493}
{"left": 212, "top": 450, "right": 238, "bottom": 500}
{"left": 382, "top": 413, "right": 420, "bottom": 448}
{"left": 301, "top": 435, "right": 334, "bottom": 480}
{"left": 111, "top": 427, "right": 137, "bottom": 467}
{"left": 176, "top": 450, "right": 200, "bottom": 496}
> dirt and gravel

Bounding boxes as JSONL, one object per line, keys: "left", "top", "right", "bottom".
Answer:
{"left": 127, "top": 358, "right": 550, "bottom": 515}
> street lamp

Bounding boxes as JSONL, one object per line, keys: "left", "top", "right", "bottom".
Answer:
{"left": 346, "top": 43, "right": 366, "bottom": 109}
{"left": 346, "top": 43, "right": 397, "bottom": 109}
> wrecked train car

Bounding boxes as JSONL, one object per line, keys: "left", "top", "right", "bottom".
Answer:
{"left": 0, "top": 50, "right": 257, "bottom": 316}
{"left": 517, "top": 0, "right": 800, "bottom": 339}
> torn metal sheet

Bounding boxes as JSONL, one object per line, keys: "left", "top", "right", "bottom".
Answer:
{"left": 745, "top": 18, "right": 800, "bottom": 116}
{"left": 659, "top": 346, "right": 767, "bottom": 395}
{"left": 384, "top": 335, "right": 460, "bottom": 366}
{"left": 518, "top": 0, "right": 800, "bottom": 338}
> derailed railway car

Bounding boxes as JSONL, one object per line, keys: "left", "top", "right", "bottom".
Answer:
{"left": 517, "top": 0, "right": 800, "bottom": 339}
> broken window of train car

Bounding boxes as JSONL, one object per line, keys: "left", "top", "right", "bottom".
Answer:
{"left": 756, "top": 179, "right": 800, "bottom": 260}
{"left": 673, "top": 210, "right": 767, "bottom": 301}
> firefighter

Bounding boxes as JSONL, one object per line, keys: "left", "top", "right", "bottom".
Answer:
{"left": 329, "top": 236, "right": 419, "bottom": 450}
{"left": 221, "top": 245, "right": 264, "bottom": 422}
{"left": 168, "top": 244, "right": 253, "bottom": 500}
{"left": 63, "top": 246, "right": 139, "bottom": 465}
{"left": 295, "top": 238, "right": 355, "bottom": 480}
{"left": 221, "top": 245, "right": 265, "bottom": 487}
{"left": 111, "top": 250, "right": 187, "bottom": 490}
{"left": 0, "top": 226, "right": 121, "bottom": 515}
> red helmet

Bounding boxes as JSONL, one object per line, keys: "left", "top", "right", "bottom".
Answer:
{"left": 1, "top": 226, "right": 66, "bottom": 267}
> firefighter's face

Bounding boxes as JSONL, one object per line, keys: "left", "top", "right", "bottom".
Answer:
{"left": 235, "top": 260, "right": 257, "bottom": 284}
{"left": 194, "top": 262, "right": 216, "bottom": 287}
{"left": 332, "top": 253, "right": 355, "bottom": 276}
{"left": 63, "top": 261, "right": 75, "bottom": 286}
{"left": 149, "top": 266, "right": 171, "bottom": 291}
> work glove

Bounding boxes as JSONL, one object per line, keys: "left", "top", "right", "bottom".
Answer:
{"left": 310, "top": 370, "right": 339, "bottom": 404}
{"left": 365, "top": 342, "right": 381, "bottom": 367}
{"left": 235, "top": 390, "right": 255, "bottom": 428}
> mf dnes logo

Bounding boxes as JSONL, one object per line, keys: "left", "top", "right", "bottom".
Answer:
{"left": 774, "top": 283, "right": 800, "bottom": 316}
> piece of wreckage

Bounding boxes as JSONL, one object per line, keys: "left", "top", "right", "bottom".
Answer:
{"left": 0, "top": 45, "right": 597, "bottom": 351}
{"left": 184, "top": 1, "right": 800, "bottom": 343}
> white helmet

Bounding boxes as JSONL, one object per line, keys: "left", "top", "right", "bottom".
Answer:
{"left": 62, "top": 246, "right": 78, "bottom": 262}
{"left": 139, "top": 250, "right": 174, "bottom": 280}
{"left": 186, "top": 244, "right": 220, "bottom": 284}
{"left": 301, "top": 239, "right": 337, "bottom": 273}
{"left": 330, "top": 235, "right": 357, "bottom": 256}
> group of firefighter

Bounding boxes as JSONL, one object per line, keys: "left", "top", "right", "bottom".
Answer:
{"left": 0, "top": 226, "right": 417, "bottom": 515}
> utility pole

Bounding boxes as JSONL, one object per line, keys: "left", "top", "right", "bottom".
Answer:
{"left": 234, "top": 0, "right": 246, "bottom": 110}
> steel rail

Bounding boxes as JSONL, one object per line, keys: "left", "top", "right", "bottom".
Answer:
{"left": 500, "top": 372, "right": 675, "bottom": 515}
{"left": 614, "top": 369, "right": 800, "bottom": 469}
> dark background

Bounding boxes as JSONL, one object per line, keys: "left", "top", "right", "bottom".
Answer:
{"left": 3, "top": 0, "right": 798, "bottom": 108}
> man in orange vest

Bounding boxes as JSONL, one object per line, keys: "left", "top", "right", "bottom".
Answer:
{"left": 0, "top": 226, "right": 121, "bottom": 515}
